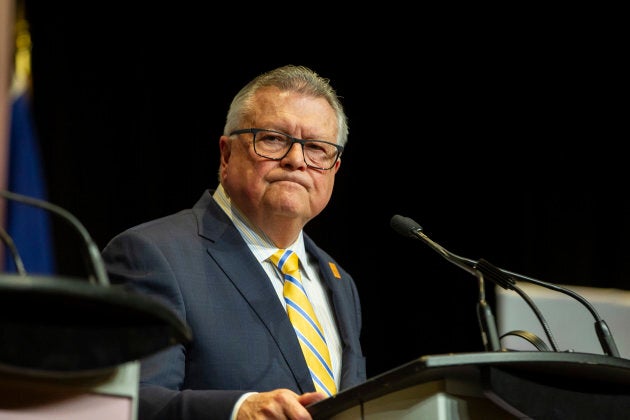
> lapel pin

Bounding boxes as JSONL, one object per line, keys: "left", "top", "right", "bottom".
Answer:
{"left": 328, "top": 262, "right": 341, "bottom": 279}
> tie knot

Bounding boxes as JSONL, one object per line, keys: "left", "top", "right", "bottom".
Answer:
{"left": 270, "top": 249, "right": 299, "bottom": 276}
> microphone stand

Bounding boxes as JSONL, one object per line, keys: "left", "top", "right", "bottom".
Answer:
{"left": 475, "top": 258, "right": 559, "bottom": 352}
{"left": 475, "top": 271, "right": 502, "bottom": 351}
{"left": 412, "top": 227, "right": 502, "bottom": 351}
{"left": 391, "top": 214, "right": 621, "bottom": 358}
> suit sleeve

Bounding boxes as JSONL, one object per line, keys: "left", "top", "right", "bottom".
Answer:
{"left": 102, "top": 229, "right": 248, "bottom": 420}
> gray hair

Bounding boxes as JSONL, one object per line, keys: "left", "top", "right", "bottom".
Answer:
{"left": 223, "top": 65, "right": 349, "bottom": 147}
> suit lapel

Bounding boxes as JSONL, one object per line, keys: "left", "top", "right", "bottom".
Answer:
{"left": 305, "top": 237, "right": 355, "bottom": 383}
{"left": 194, "top": 195, "right": 315, "bottom": 393}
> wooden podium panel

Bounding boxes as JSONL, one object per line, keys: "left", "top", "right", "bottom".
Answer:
{"left": 308, "top": 352, "right": 630, "bottom": 419}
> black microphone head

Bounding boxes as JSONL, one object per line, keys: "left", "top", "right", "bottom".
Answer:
{"left": 390, "top": 215, "right": 423, "bottom": 238}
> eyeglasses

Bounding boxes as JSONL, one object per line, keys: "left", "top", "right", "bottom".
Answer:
{"left": 230, "top": 128, "right": 343, "bottom": 170}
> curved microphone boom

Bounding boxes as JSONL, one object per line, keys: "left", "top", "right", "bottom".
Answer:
{"left": 0, "top": 189, "right": 108, "bottom": 285}
{"left": 390, "top": 214, "right": 621, "bottom": 358}
{"left": 0, "top": 225, "right": 26, "bottom": 275}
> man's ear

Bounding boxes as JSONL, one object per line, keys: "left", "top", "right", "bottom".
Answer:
{"left": 219, "top": 135, "right": 232, "bottom": 163}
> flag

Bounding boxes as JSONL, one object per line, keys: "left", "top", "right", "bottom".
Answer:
{"left": 3, "top": 9, "right": 55, "bottom": 274}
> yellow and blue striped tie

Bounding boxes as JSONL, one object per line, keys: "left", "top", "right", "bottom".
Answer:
{"left": 270, "top": 249, "right": 337, "bottom": 396}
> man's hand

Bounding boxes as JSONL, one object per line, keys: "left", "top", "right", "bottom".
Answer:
{"left": 237, "top": 389, "right": 328, "bottom": 419}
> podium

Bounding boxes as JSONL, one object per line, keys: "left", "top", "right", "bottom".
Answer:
{"left": 307, "top": 351, "right": 630, "bottom": 419}
{"left": 0, "top": 190, "right": 192, "bottom": 419}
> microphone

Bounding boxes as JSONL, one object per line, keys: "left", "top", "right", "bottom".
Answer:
{"left": 390, "top": 214, "right": 621, "bottom": 358}
{"left": 390, "top": 214, "right": 501, "bottom": 351}
{"left": 390, "top": 215, "right": 476, "bottom": 275}
{"left": 0, "top": 189, "right": 193, "bottom": 375}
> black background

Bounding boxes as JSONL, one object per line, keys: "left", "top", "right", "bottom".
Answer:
{"left": 23, "top": 3, "right": 628, "bottom": 378}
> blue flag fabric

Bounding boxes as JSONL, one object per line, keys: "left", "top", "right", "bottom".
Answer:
{"left": 4, "top": 91, "right": 56, "bottom": 274}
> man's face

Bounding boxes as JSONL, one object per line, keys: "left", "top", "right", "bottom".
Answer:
{"left": 219, "top": 87, "right": 341, "bottom": 231}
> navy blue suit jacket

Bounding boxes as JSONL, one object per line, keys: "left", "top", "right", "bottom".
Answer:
{"left": 102, "top": 190, "right": 366, "bottom": 419}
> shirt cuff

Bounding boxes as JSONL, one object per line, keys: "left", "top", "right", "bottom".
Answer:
{"left": 230, "top": 392, "right": 258, "bottom": 420}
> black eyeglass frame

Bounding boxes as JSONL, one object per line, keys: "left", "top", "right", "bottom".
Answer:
{"left": 230, "top": 128, "right": 344, "bottom": 170}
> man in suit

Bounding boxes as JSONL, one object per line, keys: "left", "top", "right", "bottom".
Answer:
{"left": 102, "top": 65, "right": 366, "bottom": 419}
